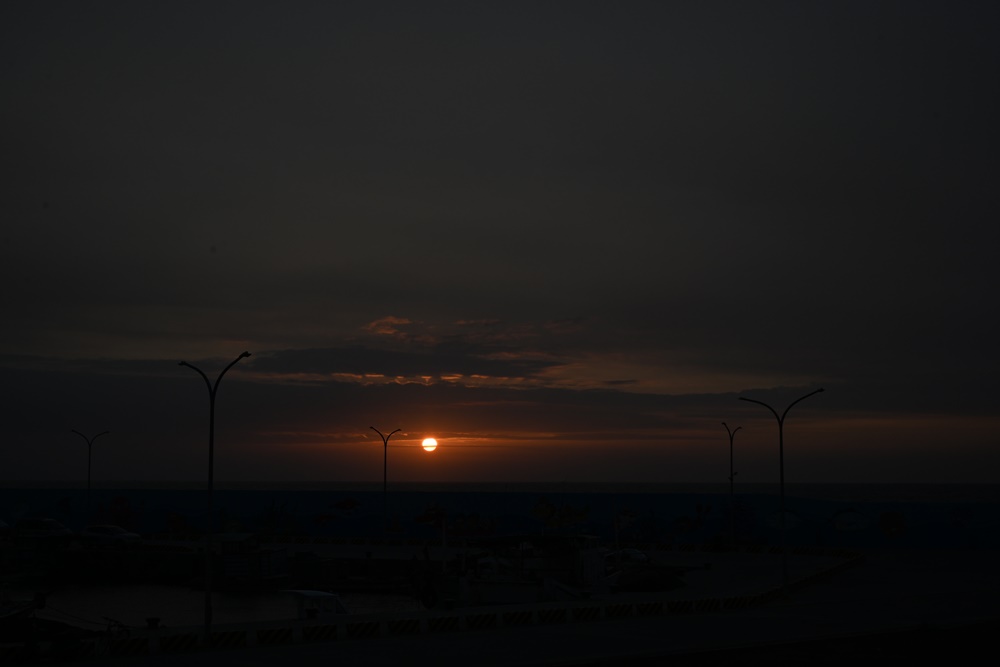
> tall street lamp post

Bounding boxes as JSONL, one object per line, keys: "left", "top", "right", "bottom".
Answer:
{"left": 739, "top": 387, "right": 824, "bottom": 587}
{"left": 71, "top": 429, "right": 109, "bottom": 519}
{"left": 179, "top": 351, "right": 251, "bottom": 643}
{"left": 370, "top": 427, "right": 401, "bottom": 533}
{"left": 721, "top": 422, "right": 741, "bottom": 545}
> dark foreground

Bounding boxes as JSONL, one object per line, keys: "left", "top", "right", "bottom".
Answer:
{"left": 13, "top": 547, "right": 992, "bottom": 666}
{"left": 593, "top": 622, "right": 1000, "bottom": 666}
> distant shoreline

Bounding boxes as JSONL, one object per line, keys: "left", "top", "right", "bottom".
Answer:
{"left": 3, "top": 480, "right": 999, "bottom": 502}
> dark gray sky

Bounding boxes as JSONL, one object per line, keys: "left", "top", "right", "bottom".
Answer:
{"left": 2, "top": 1, "right": 998, "bottom": 484}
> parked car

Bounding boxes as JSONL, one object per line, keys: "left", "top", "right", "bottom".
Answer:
{"left": 77, "top": 524, "right": 141, "bottom": 549}
{"left": 12, "top": 517, "right": 74, "bottom": 547}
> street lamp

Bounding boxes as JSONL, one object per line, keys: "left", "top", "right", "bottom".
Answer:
{"left": 721, "top": 422, "right": 741, "bottom": 545}
{"left": 179, "top": 351, "right": 251, "bottom": 643}
{"left": 370, "top": 426, "right": 401, "bottom": 533}
{"left": 71, "top": 429, "right": 109, "bottom": 518}
{"left": 739, "top": 387, "right": 823, "bottom": 587}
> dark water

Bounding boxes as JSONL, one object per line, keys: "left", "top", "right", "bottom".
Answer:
{"left": 4, "top": 482, "right": 998, "bottom": 550}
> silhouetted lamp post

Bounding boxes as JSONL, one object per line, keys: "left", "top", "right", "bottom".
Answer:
{"left": 71, "top": 429, "right": 109, "bottom": 516}
{"left": 179, "top": 351, "right": 251, "bottom": 642}
{"left": 739, "top": 387, "right": 824, "bottom": 587}
{"left": 370, "top": 426, "right": 401, "bottom": 533}
{"left": 721, "top": 422, "right": 741, "bottom": 545}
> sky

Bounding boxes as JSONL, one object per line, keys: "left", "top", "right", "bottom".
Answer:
{"left": 2, "top": 1, "right": 998, "bottom": 485}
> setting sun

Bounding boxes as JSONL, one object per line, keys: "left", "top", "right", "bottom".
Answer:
{"left": 421, "top": 437, "right": 438, "bottom": 452}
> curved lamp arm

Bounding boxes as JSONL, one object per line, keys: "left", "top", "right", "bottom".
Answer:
{"left": 739, "top": 396, "right": 780, "bottom": 422}
{"left": 721, "top": 422, "right": 742, "bottom": 440}
{"left": 179, "top": 351, "right": 251, "bottom": 395}
{"left": 780, "top": 387, "right": 824, "bottom": 422}
{"left": 370, "top": 427, "right": 402, "bottom": 444}
{"left": 214, "top": 351, "right": 252, "bottom": 393}
{"left": 71, "top": 429, "right": 110, "bottom": 444}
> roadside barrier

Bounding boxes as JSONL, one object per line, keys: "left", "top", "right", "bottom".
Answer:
{"left": 7, "top": 545, "right": 864, "bottom": 663}
{"left": 605, "top": 602, "right": 634, "bottom": 618}
{"left": 345, "top": 620, "right": 380, "bottom": 639}
{"left": 635, "top": 601, "right": 663, "bottom": 616}
{"left": 463, "top": 612, "right": 497, "bottom": 630}
{"left": 386, "top": 618, "right": 421, "bottom": 636}
{"left": 301, "top": 623, "right": 339, "bottom": 642}
{"left": 536, "top": 608, "right": 568, "bottom": 624}
{"left": 256, "top": 626, "right": 294, "bottom": 645}
{"left": 501, "top": 609, "right": 534, "bottom": 626}
{"left": 157, "top": 632, "right": 199, "bottom": 653}
{"left": 692, "top": 598, "right": 722, "bottom": 612}
{"left": 209, "top": 630, "right": 247, "bottom": 649}
{"left": 723, "top": 595, "right": 753, "bottom": 609}
{"left": 427, "top": 615, "right": 461, "bottom": 633}
{"left": 572, "top": 605, "right": 603, "bottom": 622}
{"left": 666, "top": 599, "right": 694, "bottom": 613}
{"left": 107, "top": 636, "right": 150, "bottom": 657}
